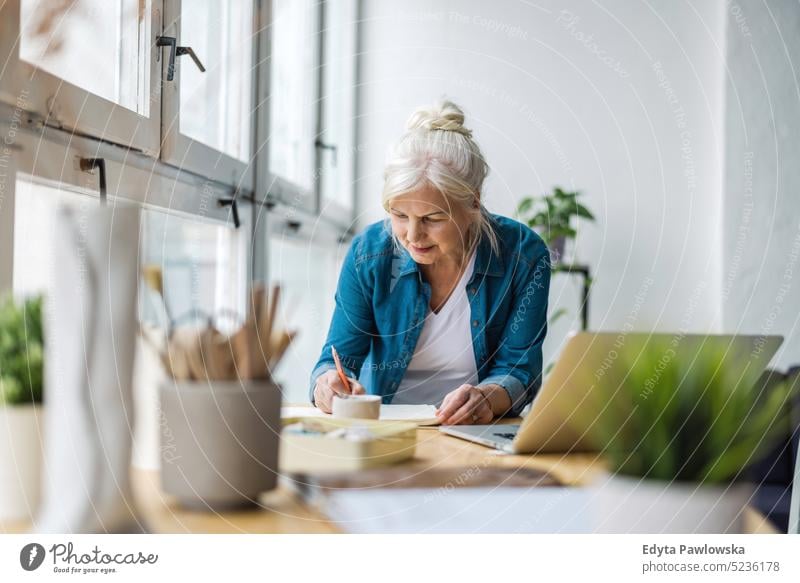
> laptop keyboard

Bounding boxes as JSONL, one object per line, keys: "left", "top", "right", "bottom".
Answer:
{"left": 492, "top": 432, "right": 516, "bottom": 441}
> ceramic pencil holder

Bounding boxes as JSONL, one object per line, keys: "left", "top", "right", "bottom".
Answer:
{"left": 159, "top": 379, "right": 281, "bottom": 510}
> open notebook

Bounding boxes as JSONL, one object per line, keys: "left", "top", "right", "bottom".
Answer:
{"left": 281, "top": 404, "right": 440, "bottom": 426}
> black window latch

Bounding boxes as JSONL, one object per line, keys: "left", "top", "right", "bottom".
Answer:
{"left": 156, "top": 36, "right": 206, "bottom": 81}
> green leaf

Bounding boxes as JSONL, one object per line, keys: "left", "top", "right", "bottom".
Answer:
{"left": 523, "top": 187, "right": 595, "bottom": 244}
{"left": 529, "top": 211, "right": 550, "bottom": 227}
{"left": 549, "top": 226, "right": 577, "bottom": 240}
{"left": 573, "top": 203, "right": 595, "bottom": 221}
{"left": 544, "top": 197, "right": 555, "bottom": 217}
{"left": 0, "top": 376, "right": 23, "bottom": 405}
{"left": 0, "top": 293, "right": 45, "bottom": 405}
{"left": 516, "top": 198, "right": 534, "bottom": 216}
{"left": 549, "top": 308, "right": 568, "bottom": 325}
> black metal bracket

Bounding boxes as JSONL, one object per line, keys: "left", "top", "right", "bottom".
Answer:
{"left": 315, "top": 138, "right": 338, "bottom": 167}
{"left": 218, "top": 197, "right": 241, "bottom": 229}
{"left": 552, "top": 263, "right": 591, "bottom": 330}
{"left": 156, "top": 36, "right": 206, "bottom": 81}
{"left": 262, "top": 193, "right": 278, "bottom": 210}
{"left": 79, "top": 157, "right": 107, "bottom": 204}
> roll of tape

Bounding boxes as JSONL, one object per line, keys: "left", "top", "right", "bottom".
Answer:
{"left": 331, "top": 394, "right": 381, "bottom": 420}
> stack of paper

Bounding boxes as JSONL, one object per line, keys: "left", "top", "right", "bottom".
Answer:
{"left": 281, "top": 404, "right": 440, "bottom": 426}
{"left": 280, "top": 418, "right": 417, "bottom": 473}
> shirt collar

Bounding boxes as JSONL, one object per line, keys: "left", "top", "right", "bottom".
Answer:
{"left": 473, "top": 232, "right": 504, "bottom": 277}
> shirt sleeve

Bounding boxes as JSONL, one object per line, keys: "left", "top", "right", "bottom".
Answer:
{"left": 308, "top": 238, "right": 376, "bottom": 403}
{"left": 478, "top": 246, "right": 551, "bottom": 417}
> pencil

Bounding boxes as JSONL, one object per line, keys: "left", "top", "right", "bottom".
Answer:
{"left": 331, "top": 345, "right": 352, "bottom": 395}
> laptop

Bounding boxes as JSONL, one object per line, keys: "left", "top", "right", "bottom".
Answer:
{"left": 440, "top": 332, "right": 783, "bottom": 454}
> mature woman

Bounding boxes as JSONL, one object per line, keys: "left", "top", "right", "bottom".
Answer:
{"left": 310, "top": 100, "right": 550, "bottom": 425}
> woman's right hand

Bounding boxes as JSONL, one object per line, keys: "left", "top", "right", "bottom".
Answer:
{"left": 313, "top": 369, "right": 365, "bottom": 413}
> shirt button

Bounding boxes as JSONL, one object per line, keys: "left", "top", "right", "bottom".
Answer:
{"left": 472, "top": 320, "right": 478, "bottom": 327}
{"left": 469, "top": 287, "right": 476, "bottom": 294}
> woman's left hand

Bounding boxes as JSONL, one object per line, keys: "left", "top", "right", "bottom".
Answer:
{"left": 436, "top": 384, "right": 494, "bottom": 425}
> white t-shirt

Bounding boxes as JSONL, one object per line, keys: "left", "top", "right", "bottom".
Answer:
{"left": 392, "top": 250, "right": 479, "bottom": 406}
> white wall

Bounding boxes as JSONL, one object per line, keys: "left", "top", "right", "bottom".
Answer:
{"left": 355, "top": 0, "right": 728, "bottom": 363}
{"left": 722, "top": 1, "right": 800, "bottom": 370}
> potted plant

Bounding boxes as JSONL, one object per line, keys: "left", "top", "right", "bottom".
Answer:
{"left": 0, "top": 294, "right": 45, "bottom": 522}
{"left": 516, "top": 186, "right": 594, "bottom": 264}
{"left": 575, "top": 338, "right": 796, "bottom": 533}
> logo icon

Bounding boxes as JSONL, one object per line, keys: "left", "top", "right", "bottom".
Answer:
{"left": 20, "top": 543, "right": 46, "bottom": 571}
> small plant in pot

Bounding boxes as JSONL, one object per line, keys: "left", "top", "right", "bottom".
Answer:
{"left": 574, "top": 338, "right": 796, "bottom": 533}
{"left": 0, "top": 294, "right": 45, "bottom": 522}
{"left": 516, "top": 186, "right": 594, "bottom": 264}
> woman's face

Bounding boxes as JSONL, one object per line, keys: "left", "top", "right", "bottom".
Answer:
{"left": 388, "top": 185, "right": 476, "bottom": 266}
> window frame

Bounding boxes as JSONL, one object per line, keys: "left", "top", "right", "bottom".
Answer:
{"left": 0, "top": 111, "right": 252, "bottom": 306}
{"left": 1, "top": 0, "right": 360, "bottom": 337}
{"left": 159, "top": 0, "right": 259, "bottom": 191}
{"left": 255, "top": 0, "right": 358, "bottom": 229}
{"left": 0, "top": 0, "right": 163, "bottom": 156}
{"left": 255, "top": 0, "right": 317, "bottom": 214}
{"left": 316, "top": 0, "right": 358, "bottom": 227}
{"left": 0, "top": 119, "right": 19, "bottom": 292}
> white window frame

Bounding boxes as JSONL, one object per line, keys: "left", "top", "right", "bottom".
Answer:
{"left": 256, "top": 0, "right": 361, "bottom": 226}
{"left": 1, "top": 0, "right": 360, "bottom": 330}
{"left": 261, "top": 202, "right": 347, "bottom": 255}
{"left": 252, "top": 198, "right": 350, "bottom": 283}
{"left": 251, "top": 0, "right": 359, "bottom": 299}
{"left": 159, "top": 0, "right": 258, "bottom": 191}
{"left": 0, "top": 119, "right": 19, "bottom": 291}
{"left": 260, "top": 0, "right": 356, "bottom": 229}
{"left": 0, "top": 113, "right": 252, "bottom": 311}
{"left": 0, "top": 0, "right": 163, "bottom": 156}
{"left": 255, "top": 0, "right": 318, "bottom": 214}
{"left": 316, "top": 0, "right": 358, "bottom": 227}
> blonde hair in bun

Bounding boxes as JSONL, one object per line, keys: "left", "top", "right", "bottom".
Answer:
{"left": 405, "top": 102, "right": 473, "bottom": 136}
{"left": 382, "top": 99, "right": 498, "bottom": 254}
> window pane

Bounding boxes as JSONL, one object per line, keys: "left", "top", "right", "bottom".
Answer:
{"left": 268, "top": 237, "right": 341, "bottom": 402}
{"left": 268, "top": 0, "right": 317, "bottom": 190}
{"left": 12, "top": 176, "right": 94, "bottom": 297}
{"left": 140, "top": 209, "right": 247, "bottom": 334}
{"left": 12, "top": 177, "right": 247, "bottom": 335}
{"left": 179, "top": 0, "right": 253, "bottom": 161}
{"left": 320, "top": 0, "right": 356, "bottom": 211}
{"left": 19, "top": 0, "right": 150, "bottom": 116}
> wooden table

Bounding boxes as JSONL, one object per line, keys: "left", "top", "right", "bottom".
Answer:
{"left": 2, "top": 418, "right": 779, "bottom": 534}
{"left": 131, "top": 419, "right": 778, "bottom": 534}
{"left": 133, "top": 421, "right": 610, "bottom": 533}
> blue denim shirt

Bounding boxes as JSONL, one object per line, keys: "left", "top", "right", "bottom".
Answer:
{"left": 309, "top": 213, "right": 551, "bottom": 416}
